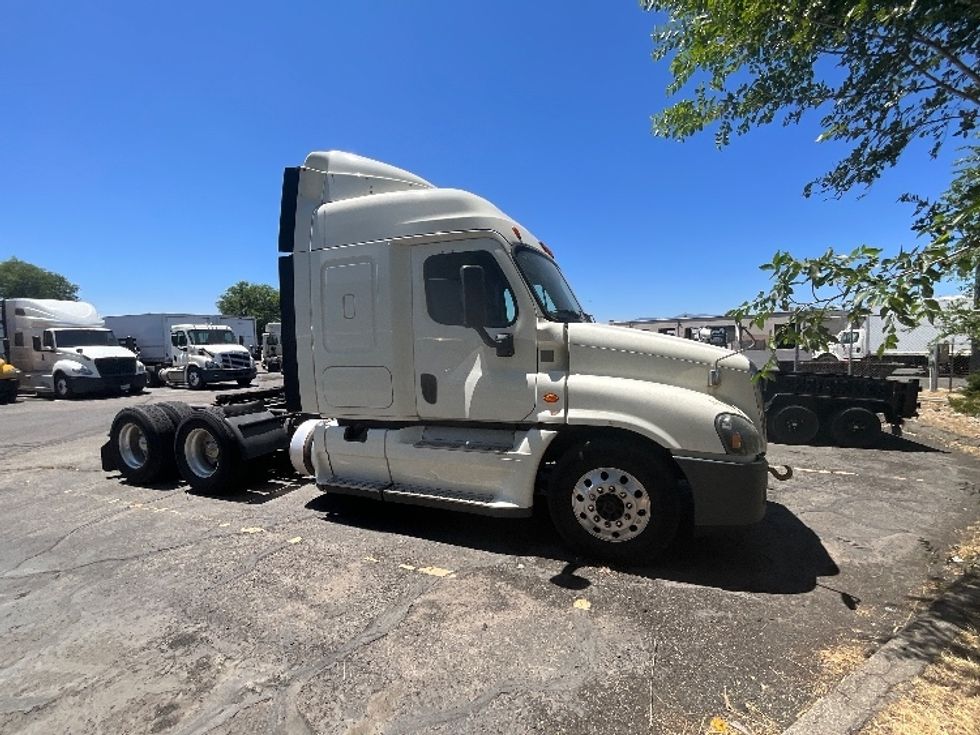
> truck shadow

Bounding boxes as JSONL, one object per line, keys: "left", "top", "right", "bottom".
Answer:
{"left": 775, "top": 433, "right": 943, "bottom": 453}
{"left": 305, "top": 496, "right": 841, "bottom": 597}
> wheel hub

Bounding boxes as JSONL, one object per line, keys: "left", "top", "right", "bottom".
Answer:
{"left": 184, "top": 427, "right": 220, "bottom": 478}
{"left": 118, "top": 422, "right": 148, "bottom": 470}
{"left": 570, "top": 467, "right": 652, "bottom": 543}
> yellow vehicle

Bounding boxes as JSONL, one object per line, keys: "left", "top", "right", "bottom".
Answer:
{"left": 0, "top": 357, "right": 21, "bottom": 404}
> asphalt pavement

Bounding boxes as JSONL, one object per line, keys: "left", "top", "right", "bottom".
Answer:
{"left": 1, "top": 375, "right": 978, "bottom": 734}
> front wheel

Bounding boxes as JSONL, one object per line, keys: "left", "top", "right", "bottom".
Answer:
{"left": 53, "top": 372, "right": 73, "bottom": 400}
{"left": 548, "top": 440, "right": 680, "bottom": 562}
{"left": 236, "top": 377, "right": 253, "bottom": 387}
{"left": 186, "top": 366, "right": 205, "bottom": 390}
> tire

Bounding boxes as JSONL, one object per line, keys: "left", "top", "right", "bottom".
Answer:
{"left": 53, "top": 372, "right": 73, "bottom": 400}
{"left": 830, "top": 407, "right": 881, "bottom": 448}
{"left": 0, "top": 380, "right": 16, "bottom": 404}
{"left": 108, "top": 405, "right": 177, "bottom": 483}
{"left": 768, "top": 404, "right": 820, "bottom": 445}
{"left": 548, "top": 440, "right": 680, "bottom": 562}
{"left": 146, "top": 368, "right": 161, "bottom": 388}
{"left": 174, "top": 408, "right": 243, "bottom": 494}
{"left": 236, "top": 378, "right": 253, "bottom": 388}
{"left": 154, "top": 401, "right": 196, "bottom": 429}
{"left": 813, "top": 353, "right": 839, "bottom": 362}
{"left": 186, "top": 366, "right": 206, "bottom": 390}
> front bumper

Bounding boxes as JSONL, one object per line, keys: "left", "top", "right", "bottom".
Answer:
{"left": 673, "top": 453, "right": 768, "bottom": 527}
{"left": 71, "top": 374, "right": 146, "bottom": 395}
{"left": 202, "top": 367, "right": 257, "bottom": 382}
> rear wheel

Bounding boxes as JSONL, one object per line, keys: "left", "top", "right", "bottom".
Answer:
{"left": 768, "top": 404, "right": 819, "bottom": 445}
{"left": 154, "top": 401, "right": 196, "bottom": 428}
{"left": 109, "top": 405, "right": 177, "bottom": 483}
{"left": 175, "top": 409, "right": 242, "bottom": 494}
{"left": 548, "top": 440, "right": 680, "bottom": 562}
{"left": 830, "top": 407, "right": 881, "bottom": 448}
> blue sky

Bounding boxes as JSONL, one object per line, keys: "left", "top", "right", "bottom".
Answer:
{"left": 0, "top": 1, "right": 961, "bottom": 322}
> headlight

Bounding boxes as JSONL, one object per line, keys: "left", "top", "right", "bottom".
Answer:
{"left": 136, "top": 361, "right": 146, "bottom": 373}
{"left": 715, "top": 413, "right": 763, "bottom": 456}
{"left": 205, "top": 359, "right": 220, "bottom": 369}
{"left": 71, "top": 363, "right": 94, "bottom": 375}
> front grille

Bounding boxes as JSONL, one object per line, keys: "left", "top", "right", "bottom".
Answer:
{"left": 95, "top": 357, "right": 137, "bottom": 376}
{"left": 219, "top": 353, "right": 251, "bottom": 370}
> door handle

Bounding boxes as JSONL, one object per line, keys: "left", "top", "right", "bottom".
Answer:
{"left": 494, "top": 333, "right": 514, "bottom": 358}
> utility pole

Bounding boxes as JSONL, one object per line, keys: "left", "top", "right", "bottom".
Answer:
{"left": 972, "top": 260, "right": 980, "bottom": 374}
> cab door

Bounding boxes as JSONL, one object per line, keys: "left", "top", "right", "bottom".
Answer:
{"left": 412, "top": 238, "right": 537, "bottom": 422}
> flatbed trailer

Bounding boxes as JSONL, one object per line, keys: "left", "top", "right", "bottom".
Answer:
{"left": 762, "top": 372, "right": 920, "bottom": 447}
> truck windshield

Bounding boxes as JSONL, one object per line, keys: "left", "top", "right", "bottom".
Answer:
{"left": 54, "top": 329, "right": 118, "bottom": 348}
{"left": 187, "top": 329, "right": 237, "bottom": 345}
{"left": 513, "top": 247, "right": 588, "bottom": 323}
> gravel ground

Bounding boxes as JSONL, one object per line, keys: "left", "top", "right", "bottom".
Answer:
{"left": 1, "top": 376, "right": 978, "bottom": 735}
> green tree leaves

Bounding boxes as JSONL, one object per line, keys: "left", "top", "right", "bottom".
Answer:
{"left": 0, "top": 258, "right": 79, "bottom": 300}
{"left": 644, "top": 1, "right": 980, "bottom": 373}
{"left": 216, "top": 281, "right": 280, "bottom": 335}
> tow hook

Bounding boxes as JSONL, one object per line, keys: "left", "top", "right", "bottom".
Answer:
{"left": 768, "top": 465, "right": 793, "bottom": 481}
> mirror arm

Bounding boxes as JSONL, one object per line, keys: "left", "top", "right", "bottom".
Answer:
{"left": 472, "top": 325, "right": 497, "bottom": 349}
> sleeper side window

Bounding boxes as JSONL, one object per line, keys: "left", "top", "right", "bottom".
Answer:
{"left": 423, "top": 251, "right": 517, "bottom": 328}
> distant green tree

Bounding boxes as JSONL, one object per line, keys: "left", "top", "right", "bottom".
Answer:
{"left": 216, "top": 281, "right": 280, "bottom": 334}
{"left": 0, "top": 257, "right": 79, "bottom": 300}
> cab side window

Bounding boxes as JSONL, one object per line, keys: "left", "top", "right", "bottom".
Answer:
{"left": 424, "top": 251, "right": 516, "bottom": 328}
{"left": 42, "top": 331, "right": 54, "bottom": 349}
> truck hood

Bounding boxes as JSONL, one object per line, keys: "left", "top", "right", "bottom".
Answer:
{"left": 196, "top": 344, "right": 250, "bottom": 357}
{"left": 59, "top": 346, "right": 137, "bottom": 361}
{"left": 566, "top": 323, "right": 765, "bottom": 430}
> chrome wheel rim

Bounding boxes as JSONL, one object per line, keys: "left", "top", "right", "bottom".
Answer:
{"left": 118, "top": 422, "right": 148, "bottom": 469}
{"left": 56, "top": 377, "right": 68, "bottom": 396}
{"left": 184, "top": 427, "right": 219, "bottom": 478}
{"left": 188, "top": 370, "right": 201, "bottom": 388}
{"left": 571, "top": 466, "right": 651, "bottom": 543}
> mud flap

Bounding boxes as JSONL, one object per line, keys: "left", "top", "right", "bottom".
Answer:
{"left": 100, "top": 439, "right": 118, "bottom": 472}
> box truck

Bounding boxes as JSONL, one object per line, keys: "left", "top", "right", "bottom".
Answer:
{"left": 814, "top": 302, "right": 972, "bottom": 370}
{"left": 0, "top": 298, "right": 145, "bottom": 398}
{"left": 101, "top": 151, "right": 781, "bottom": 560}
{"left": 103, "top": 313, "right": 257, "bottom": 389}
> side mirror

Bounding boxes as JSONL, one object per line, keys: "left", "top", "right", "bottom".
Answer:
{"left": 460, "top": 265, "right": 487, "bottom": 329}
{"left": 32, "top": 335, "right": 42, "bottom": 352}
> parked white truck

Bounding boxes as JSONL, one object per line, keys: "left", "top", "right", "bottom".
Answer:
{"left": 103, "top": 313, "right": 257, "bottom": 389}
{"left": 261, "top": 321, "right": 282, "bottom": 371}
{"left": 814, "top": 303, "right": 971, "bottom": 370}
{"left": 101, "top": 151, "right": 777, "bottom": 560}
{"left": 0, "top": 298, "right": 145, "bottom": 398}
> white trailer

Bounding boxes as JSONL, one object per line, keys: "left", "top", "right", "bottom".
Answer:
{"left": 0, "top": 299, "right": 145, "bottom": 398}
{"left": 104, "top": 313, "right": 257, "bottom": 389}
{"left": 101, "top": 151, "right": 782, "bottom": 562}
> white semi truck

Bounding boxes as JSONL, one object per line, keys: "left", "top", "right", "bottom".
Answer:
{"left": 261, "top": 321, "right": 282, "bottom": 371}
{"left": 0, "top": 298, "right": 145, "bottom": 398}
{"left": 814, "top": 303, "right": 972, "bottom": 370}
{"left": 103, "top": 313, "right": 257, "bottom": 389}
{"left": 101, "top": 151, "right": 778, "bottom": 560}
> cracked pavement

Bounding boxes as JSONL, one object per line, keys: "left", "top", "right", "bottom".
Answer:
{"left": 1, "top": 377, "right": 978, "bottom": 734}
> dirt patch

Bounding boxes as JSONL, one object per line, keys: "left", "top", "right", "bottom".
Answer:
{"left": 910, "top": 391, "right": 980, "bottom": 457}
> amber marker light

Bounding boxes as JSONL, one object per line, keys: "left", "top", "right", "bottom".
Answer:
{"left": 539, "top": 241, "right": 555, "bottom": 258}
{"left": 512, "top": 226, "right": 523, "bottom": 241}
{"left": 543, "top": 392, "right": 560, "bottom": 404}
